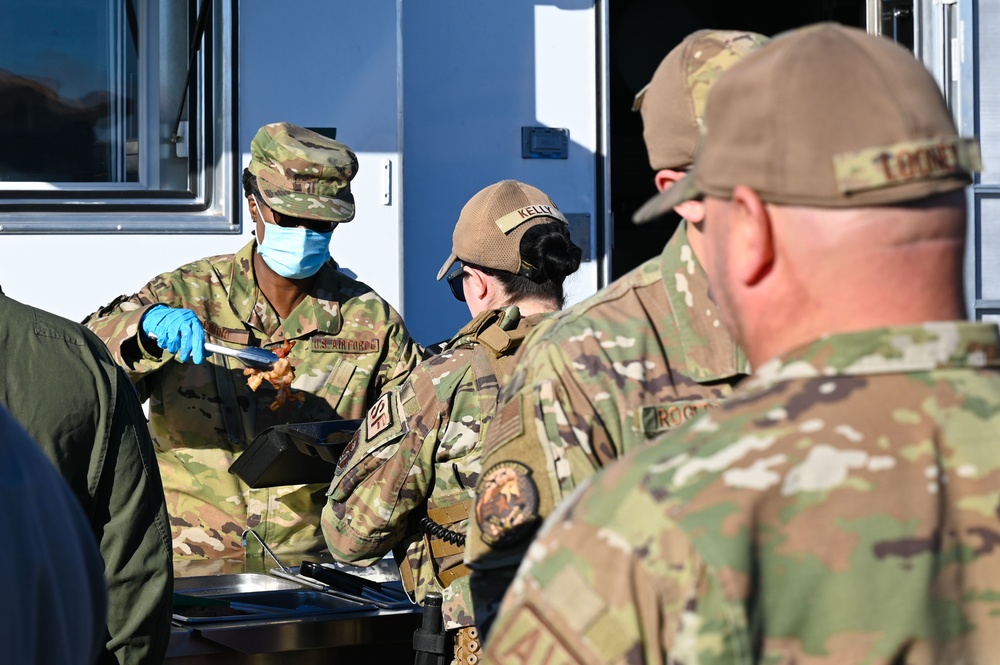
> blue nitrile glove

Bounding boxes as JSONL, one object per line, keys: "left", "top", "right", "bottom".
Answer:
{"left": 141, "top": 305, "right": 207, "bottom": 364}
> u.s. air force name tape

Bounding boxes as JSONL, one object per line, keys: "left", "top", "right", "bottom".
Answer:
{"left": 311, "top": 335, "right": 381, "bottom": 353}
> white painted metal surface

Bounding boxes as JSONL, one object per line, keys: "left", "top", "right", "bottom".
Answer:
{"left": 1, "top": 1, "right": 405, "bottom": 328}
{"left": 0, "top": 1, "right": 600, "bottom": 349}
{"left": 400, "top": 0, "right": 599, "bottom": 343}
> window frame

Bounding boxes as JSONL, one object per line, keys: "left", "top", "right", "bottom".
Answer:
{"left": 0, "top": 0, "right": 240, "bottom": 234}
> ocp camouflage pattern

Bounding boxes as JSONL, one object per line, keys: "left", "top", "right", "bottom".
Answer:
{"left": 250, "top": 122, "right": 358, "bottom": 222}
{"left": 487, "top": 322, "right": 1000, "bottom": 664}
{"left": 685, "top": 31, "right": 770, "bottom": 133}
{"left": 323, "top": 307, "right": 542, "bottom": 631}
{"left": 465, "top": 224, "right": 749, "bottom": 629}
{"left": 84, "top": 240, "right": 422, "bottom": 559}
{"left": 632, "top": 30, "right": 770, "bottom": 173}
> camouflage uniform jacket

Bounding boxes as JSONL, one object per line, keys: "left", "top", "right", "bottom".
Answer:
{"left": 466, "top": 224, "right": 749, "bottom": 631}
{"left": 487, "top": 321, "right": 1000, "bottom": 665}
{"left": 323, "top": 306, "right": 543, "bottom": 630}
{"left": 0, "top": 290, "right": 172, "bottom": 665}
{"left": 84, "top": 240, "right": 422, "bottom": 559}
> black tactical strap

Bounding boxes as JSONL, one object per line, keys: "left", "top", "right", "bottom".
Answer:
{"left": 412, "top": 632, "right": 448, "bottom": 654}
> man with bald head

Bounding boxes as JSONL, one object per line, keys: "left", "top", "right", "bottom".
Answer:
{"left": 486, "top": 24, "right": 1000, "bottom": 663}
{"left": 463, "top": 30, "right": 768, "bottom": 637}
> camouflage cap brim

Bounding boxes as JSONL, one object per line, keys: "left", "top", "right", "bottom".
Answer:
{"left": 258, "top": 181, "right": 356, "bottom": 223}
{"left": 632, "top": 173, "right": 702, "bottom": 224}
{"left": 436, "top": 252, "right": 459, "bottom": 281}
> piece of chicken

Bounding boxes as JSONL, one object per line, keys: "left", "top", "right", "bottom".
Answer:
{"left": 243, "top": 340, "right": 305, "bottom": 411}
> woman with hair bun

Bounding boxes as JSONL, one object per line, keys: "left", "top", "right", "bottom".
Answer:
{"left": 322, "top": 180, "right": 582, "bottom": 664}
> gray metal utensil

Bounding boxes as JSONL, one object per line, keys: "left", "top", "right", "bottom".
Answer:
{"left": 204, "top": 343, "right": 278, "bottom": 371}
{"left": 148, "top": 334, "right": 278, "bottom": 370}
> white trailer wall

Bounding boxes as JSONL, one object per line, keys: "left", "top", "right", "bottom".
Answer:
{"left": 0, "top": 1, "right": 406, "bottom": 331}
{"left": 965, "top": 0, "right": 1000, "bottom": 323}
{"left": 0, "top": 1, "right": 601, "bottom": 348}
{"left": 239, "top": 1, "right": 404, "bottom": 319}
{"left": 401, "top": 0, "right": 599, "bottom": 343}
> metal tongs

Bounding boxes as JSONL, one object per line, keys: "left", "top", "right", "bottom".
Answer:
{"left": 148, "top": 334, "right": 278, "bottom": 370}
{"left": 242, "top": 530, "right": 404, "bottom": 609}
{"left": 204, "top": 343, "right": 278, "bottom": 371}
{"left": 292, "top": 561, "right": 408, "bottom": 609}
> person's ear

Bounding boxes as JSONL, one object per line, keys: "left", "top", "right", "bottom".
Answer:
{"left": 655, "top": 169, "right": 704, "bottom": 223}
{"left": 464, "top": 267, "right": 491, "bottom": 303}
{"left": 675, "top": 199, "right": 705, "bottom": 223}
{"left": 729, "top": 185, "right": 774, "bottom": 287}
{"left": 653, "top": 169, "right": 684, "bottom": 193}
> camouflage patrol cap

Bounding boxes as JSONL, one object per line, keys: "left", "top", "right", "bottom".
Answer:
{"left": 650, "top": 23, "right": 982, "bottom": 214}
{"left": 631, "top": 30, "right": 769, "bottom": 224}
{"left": 435, "top": 180, "right": 568, "bottom": 281}
{"left": 634, "top": 30, "right": 770, "bottom": 173}
{"left": 249, "top": 122, "right": 359, "bottom": 223}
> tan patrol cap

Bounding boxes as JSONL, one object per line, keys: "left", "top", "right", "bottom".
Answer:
{"left": 435, "top": 180, "right": 568, "bottom": 281}
{"left": 632, "top": 29, "right": 770, "bottom": 224}
{"left": 651, "top": 23, "right": 982, "bottom": 214}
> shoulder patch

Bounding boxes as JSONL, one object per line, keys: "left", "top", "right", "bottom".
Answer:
{"left": 334, "top": 391, "right": 407, "bottom": 479}
{"left": 476, "top": 460, "right": 540, "bottom": 549}
{"left": 366, "top": 392, "right": 394, "bottom": 441}
{"left": 334, "top": 433, "right": 361, "bottom": 477}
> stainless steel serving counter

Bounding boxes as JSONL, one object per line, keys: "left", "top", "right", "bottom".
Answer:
{"left": 166, "top": 555, "right": 423, "bottom": 664}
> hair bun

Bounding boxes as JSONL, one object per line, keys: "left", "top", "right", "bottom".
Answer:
{"left": 521, "top": 222, "right": 582, "bottom": 282}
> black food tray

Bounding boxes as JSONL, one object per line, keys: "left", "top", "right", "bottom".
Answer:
{"left": 228, "top": 420, "right": 361, "bottom": 488}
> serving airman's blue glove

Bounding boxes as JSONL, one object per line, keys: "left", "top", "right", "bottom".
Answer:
{"left": 141, "top": 305, "right": 207, "bottom": 364}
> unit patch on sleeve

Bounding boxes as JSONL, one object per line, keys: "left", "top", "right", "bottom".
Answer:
{"left": 334, "top": 433, "right": 361, "bottom": 478}
{"left": 365, "top": 392, "right": 394, "bottom": 441}
{"left": 476, "top": 460, "right": 540, "bottom": 549}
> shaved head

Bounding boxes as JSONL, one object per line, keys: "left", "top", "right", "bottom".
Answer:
{"left": 704, "top": 190, "right": 968, "bottom": 366}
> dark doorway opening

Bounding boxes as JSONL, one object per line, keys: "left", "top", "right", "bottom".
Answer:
{"left": 607, "top": 0, "right": 867, "bottom": 279}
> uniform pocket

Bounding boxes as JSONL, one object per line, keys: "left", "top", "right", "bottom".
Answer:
{"left": 323, "top": 359, "right": 358, "bottom": 413}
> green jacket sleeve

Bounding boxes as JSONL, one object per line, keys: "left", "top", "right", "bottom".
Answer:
{"left": 95, "top": 360, "right": 174, "bottom": 665}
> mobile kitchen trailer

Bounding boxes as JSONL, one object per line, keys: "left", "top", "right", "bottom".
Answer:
{"left": 0, "top": 0, "right": 991, "bottom": 345}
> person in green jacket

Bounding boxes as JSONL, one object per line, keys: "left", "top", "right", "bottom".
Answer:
{"left": 0, "top": 288, "right": 172, "bottom": 665}
{"left": 85, "top": 123, "right": 423, "bottom": 560}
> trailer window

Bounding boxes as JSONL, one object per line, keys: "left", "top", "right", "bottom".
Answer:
{"left": 0, "top": 0, "right": 238, "bottom": 234}
{"left": 869, "top": 0, "right": 914, "bottom": 51}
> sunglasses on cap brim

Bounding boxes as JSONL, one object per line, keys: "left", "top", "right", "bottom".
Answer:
{"left": 446, "top": 263, "right": 467, "bottom": 302}
{"left": 253, "top": 194, "right": 338, "bottom": 233}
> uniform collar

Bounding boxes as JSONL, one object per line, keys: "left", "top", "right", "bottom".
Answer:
{"left": 747, "top": 322, "right": 1000, "bottom": 390}
{"left": 659, "top": 223, "right": 750, "bottom": 382}
{"left": 228, "top": 240, "right": 343, "bottom": 341}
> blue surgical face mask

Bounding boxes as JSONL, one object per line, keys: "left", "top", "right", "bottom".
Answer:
{"left": 257, "top": 223, "right": 333, "bottom": 279}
